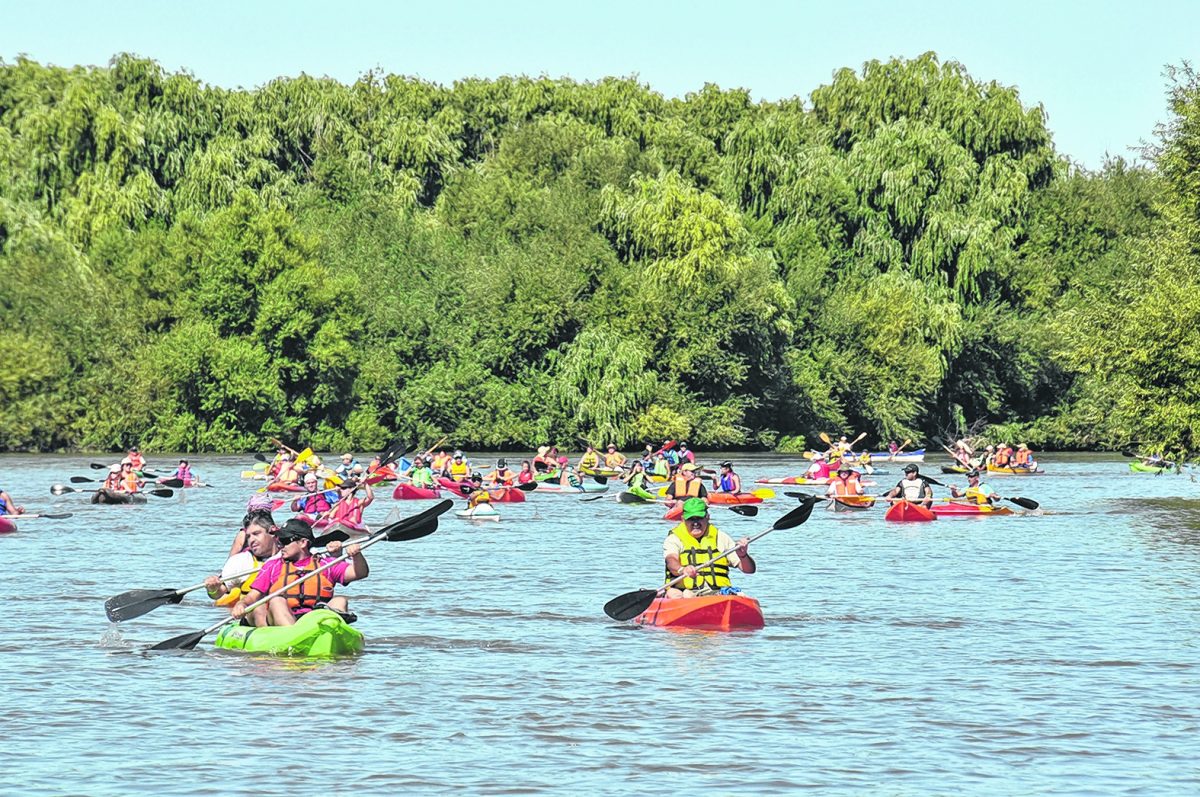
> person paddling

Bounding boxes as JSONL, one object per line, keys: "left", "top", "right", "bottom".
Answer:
{"left": 516, "top": 460, "right": 536, "bottom": 485}
{"left": 578, "top": 446, "right": 601, "bottom": 471}
{"left": 0, "top": 485, "right": 24, "bottom": 517}
{"left": 335, "top": 453, "right": 359, "bottom": 480}
{"left": 126, "top": 446, "right": 146, "bottom": 472}
{"left": 442, "top": 450, "right": 471, "bottom": 481}
{"left": 485, "top": 459, "right": 516, "bottom": 486}
{"left": 665, "top": 463, "right": 707, "bottom": 503}
{"left": 159, "top": 459, "right": 196, "bottom": 486}
{"left": 826, "top": 465, "right": 865, "bottom": 498}
{"left": 805, "top": 453, "right": 832, "bottom": 481}
{"left": 206, "top": 511, "right": 280, "bottom": 620}
{"left": 404, "top": 456, "right": 438, "bottom": 489}
{"left": 886, "top": 464, "right": 934, "bottom": 508}
{"left": 603, "top": 444, "right": 626, "bottom": 469}
{"left": 291, "top": 472, "right": 336, "bottom": 515}
{"left": 464, "top": 473, "right": 494, "bottom": 510}
{"left": 232, "top": 519, "right": 364, "bottom": 627}
{"left": 949, "top": 470, "right": 1000, "bottom": 506}
{"left": 323, "top": 480, "right": 374, "bottom": 528}
{"left": 663, "top": 498, "right": 756, "bottom": 599}
{"left": 118, "top": 461, "right": 143, "bottom": 493}
{"left": 623, "top": 460, "right": 654, "bottom": 499}
{"left": 712, "top": 461, "right": 742, "bottom": 494}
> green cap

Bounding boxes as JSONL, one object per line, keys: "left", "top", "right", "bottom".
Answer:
{"left": 681, "top": 497, "right": 709, "bottom": 520}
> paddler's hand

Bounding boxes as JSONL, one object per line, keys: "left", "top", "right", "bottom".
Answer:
{"left": 678, "top": 565, "right": 698, "bottom": 579}
{"left": 326, "top": 540, "right": 343, "bottom": 555}
{"left": 735, "top": 537, "right": 751, "bottom": 557}
{"left": 346, "top": 543, "right": 362, "bottom": 557}
{"left": 231, "top": 602, "right": 247, "bottom": 620}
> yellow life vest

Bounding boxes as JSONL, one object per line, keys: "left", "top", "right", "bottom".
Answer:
{"left": 580, "top": 452, "right": 599, "bottom": 468}
{"left": 449, "top": 461, "right": 470, "bottom": 478}
{"left": 672, "top": 475, "right": 702, "bottom": 499}
{"left": 965, "top": 486, "right": 990, "bottom": 505}
{"left": 604, "top": 452, "right": 625, "bottom": 467}
{"left": 215, "top": 552, "right": 261, "bottom": 607}
{"left": 666, "top": 524, "right": 731, "bottom": 591}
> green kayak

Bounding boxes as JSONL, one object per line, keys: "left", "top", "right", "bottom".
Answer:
{"left": 213, "top": 609, "right": 364, "bottom": 657}
{"left": 1129, "top": 461, "right": 1171, "bottom": 474}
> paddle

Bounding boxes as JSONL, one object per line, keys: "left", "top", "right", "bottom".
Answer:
{"left": 456, "top": 481, "right": 537, "bottom": 496}
{"left": 149, "top": 500, "right": 452, "bottom": 651}
{"left": 50, "top": 484, "right": 174, "bottom": 498}
{"left": 1, "top": 512, "right": 72, "bottom": 519}
{"left": 603, "top": 501, "right": 818, "bottom": 621}
{"left": 616, "top": 491, "right": 759, "bottom": 516}
{"left": 105, "top": 563, "right": 260, "bottom": 622}
{"left": 69, "top": 476, "right": 98, "bottom": 484}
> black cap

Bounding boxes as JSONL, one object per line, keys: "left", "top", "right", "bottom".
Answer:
{"left": 274, "top": 518, "right": 350, "bottom": 547}
{"left": 903, "top": 464, "right": 919, "bottom": 473}
{"left": 966, "top": 469, "right": 980, "bottom": 478}
{"left": 720, "top": 461, "right": 733, "bottom": 468}
{"left": 498, "top": 458, "right": 507, "bottom": 467}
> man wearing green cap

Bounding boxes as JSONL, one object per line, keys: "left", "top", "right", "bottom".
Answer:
{"left": 662, "top": 497, "right": 755, "bottom": 598}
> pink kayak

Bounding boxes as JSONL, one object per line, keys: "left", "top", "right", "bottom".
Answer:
{"left": 437, "top": 477, "right": 527, "bottom": 503}
{"left": 393, "top": 483, "right": 442, "bottom": 500}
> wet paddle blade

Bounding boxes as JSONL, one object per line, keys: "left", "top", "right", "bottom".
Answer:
{"left": 149, "top": 488, "right": 174, "bottom": 498}
{"left": 38, "top": 512, "right": 74, "bottom": 519}
{"left": 604, "top": 588, "right": 659, "bottom": 622}
{"left": 1008, "top": 496, "right": 1040, "bottom": 510}
{"left": 580, "top": 494, "right": 607, "bottom": 502}
{"left": 784, "top": 490, "right": 819, "bottom": 501}
{"left": 618, "top": 491, "right": 650, "bottom": 504}
{"left": 775, "top": 500, "right": 816, "bottom": 529}
{"left": 591, "top": 474, "right": 608, "bottom": 485}
{"left": 510, "top": 481, "right": 538, "bottom": 492}
{"left": 158, "top": 478, "right": 184, "bottom": 489}
{"left": 50, "top": 484, "right": 76, "bottom": 495}
{"left": 69, "top": 476, "right": 94, "bottom": 484}
{"left": 105, "top": 589, "right": 183, "bottom": 622}
{"left": 148, "top": 630, "right": 206, "bottom": 652}
{"left": 729, "top": 505, "right": 759, "bottom": 517}
{"left": 90, "top": 462, "right": 108, "bottom": 470}
{"left": 385, "top": 517, "right": 438, "bottom": 541}
{"left": 253, "top": 452, "right": 269, "bottom": 462}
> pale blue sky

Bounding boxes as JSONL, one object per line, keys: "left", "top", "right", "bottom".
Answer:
{"left": 3, "top": 0, "right": 1196, "bottom": 169}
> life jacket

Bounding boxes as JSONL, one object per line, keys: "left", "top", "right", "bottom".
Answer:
{"left": 104, "top": 474, "right": 121, "bottom": 490}
{"left": 666, "top": 524, "right": 732, "bottom": 591}
{"left": 718, "top": 472, "right": 737, "bottom": 492}
{"left": 994, "top": 448, "right": 1011, "bottom": 467}
{"left": 1013, "top": 449, "right": 1031, "bottom": 466}
{"left": 579, "top": 452, "right": 599, "bottom": 469}
{"left": 807, "top": 462, "right": 832, "bottom": 480}
{"left": 297, "top": 493, "right": 332, "bottom": 515}
{"left": 628, "top": 471, "right": 647, "bottom": 491}
{"left": 490, "top": 468, "right": 514, "bottom": 485}
{"left": 828, "top": 473, "right": 861, "bottom": 496}
{"left": 604, "top": 452, "right": 625, "bottom": 468}
{"left": 964, "top": 486, "right": 991, "bottom": 505}
{"left": 0, "top": 496, "right": 8, "bottom": 514}
{"left": 276, "top": 463, "right": 299, "bottom": 483}
{"left": 664, "top": 450, "right": 680, "bottom": 466}
{"left": 468, "top": 488, "right": 492, "bottom": 508}
{"left": 652, "top": 459, "right": 670, "bottom": 477}
{"left": 270, "top": 557, "right": 335, "bottom": 614}
{"left": 517, "top": 470, "right": 535, "bottom": 484}
{"left": 672, "top": 476, "right": 702, "bottom": 499}
{"left": 410, "top": 467, "right": 436, "bottom": 488}
{"left": 448, "top": 460, "right": 470, "bottom": 478}
{"left": 858, "top": 452, "right": 872, "bottom": 466}
{"left": 215, "top": 552, "right": 262, "bottom": 607}
{"left": 329, "top": 496, "right": 363, "bottom": 525}
{"left": 129, "top": 453, "right": 146, "bottom": 470}
{"left": 431, "top": 454, "right": 451, "bottom": 471}
{"left": 121, "top": 471, "right": 140, "bottom": 492}
{"left": 895, "top": 477, "right": 928, "bottom": 501}
{"left": 176, "top": 466, "right": 192, "bottom": 484}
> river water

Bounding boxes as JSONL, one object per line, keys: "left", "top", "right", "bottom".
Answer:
{"left": 1, "top": 452, "right": 1196, "bottom": 795}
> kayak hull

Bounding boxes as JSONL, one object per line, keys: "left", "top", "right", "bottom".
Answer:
{"left": 213, "top": 609, "right": 364, "bottom": 657}
{"left": 828, "top": 496, "right": 876, "bottom": 512}
{"left": 707, "top": 492, "right": 763, "bottom": 505}
{"left": 266, "top": 482, "right": 305, "bottom": 492}
{"left": 986, "top": 466, "right": 1045, "bottom": 476}
{"left": 1129, "top": 462, "right": 1170, "bottom": 474}
{"left": 581, "top": 466, "right": 623, "bottom": 478}
{"left": 930, "top": 503, "right": 1014, "bottom": 517}
{"left": 91, "top": 489, "right": 147, "bottom": 505}
{"left": 756, "top": 476, "right": 875, "bottom": 486}
{"left": 457, "top": 505, "right": 500, "bottom": 521}
{"left": 633, "top": 595, "right": 764, "bottom": 631}
{"left": 393, "top": 483, "right": 443, "bottom": 500}
{"left": 437, "top": 478, "right": 527, "bottom": 503}
{"left": 0, "top": 517, "right": 16, "bottom": 534}
{"left": 885, "top": 500, "right": 937, "bottom": 522}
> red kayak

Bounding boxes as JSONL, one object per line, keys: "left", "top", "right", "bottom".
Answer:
{"left": 266, "top": 481, "right": 305, "bottom": 493}
{"left": 633, "top": 594, "right": 764, "bottom": 631}
{"left": 0, "top": 517, "right": 17, "bottom": 534}
{"left": 930, "top": 502, "right": 1014, "bottom": 517}
{"left": 885, "top": 500, "right": 937, "bottom": 522}
{"left": 663, "top": 503, "right": 684, "bottom": 521}
{"left": 393, "top": 483, "right": 442, "bottom": 500}
{"left": 707, "top": 492, "right": 763, "bottom": 505}
{"left": 436, "top": 477, "right": 526, "bottom": 503}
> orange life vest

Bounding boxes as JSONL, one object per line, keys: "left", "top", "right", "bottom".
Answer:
{"left": 994, "top": 448, "right": 1011, "bottom": 467}
{"left": 1013, "top": 449, "right": 1031, "bottom": 466}
{"left": 121, "top": 472, "right": 140, "bottom": 492}
{"left": 672, "top": 476, "right": 702, "bottom": 499}
{"left": 269, "top": 557, "right": 335, "bottom": 613}
{"left": 828, "top": 473, "right": 861, "bottom": 496}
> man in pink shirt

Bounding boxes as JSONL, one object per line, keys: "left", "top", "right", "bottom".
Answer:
{"left": 231, "top": 518, "right": 367, "bottom": 627}
{"left": 805, "top": 453, "right": 833, "bottom": 481}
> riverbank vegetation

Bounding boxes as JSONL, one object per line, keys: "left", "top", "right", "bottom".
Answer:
{"left": 1, "top": 53, "right": 1197, "bottom": 456}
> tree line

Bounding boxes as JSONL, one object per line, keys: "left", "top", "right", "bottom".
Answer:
{"left": 1, "top": 52, "right": 1197, "bottom": 458}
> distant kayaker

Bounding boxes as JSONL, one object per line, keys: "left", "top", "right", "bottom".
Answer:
{"left": 208, "top": 512, "right": 280, "bottom": 619}
{"left": 324, "top": 480, "right": 374, "bottom": 528}
{"left": 665, "top": 463, "right": 707, "bottom": 503}
{"left": 558, "top": 457, "right": 585, "bottom": 490}
{"left": 102, "top": 464, "right": 122, "bottom": 491}
{"left": 442, "top": 450, "right": 471, "bottom": 481}
{"left": 292, "top": 472, "right": 336, "bottom": 515}
{"left": 949, "top": 470, "right": 999, "bottom": 506}
{"left": 993, "top": 443, "right": 1013, "bottom": 468}
{"left": 805, "top": 453, "right": 832, "bottom": 481}
{"left": 623, "top": 460, "right": 653, "bottom": 499}
{"left": 0, "top": 485, "right": 23, "bottom": 517}
{"left": 516, "top": 460, "right": 536, "bottom": 485}
{"left": 650, "top": 454, "right": 671, "bottom": 480}
{"left": 835, "top": 435, "right": 853, "bottom": 455}
{"left": 118, "top": 461, "right": 143, "bottom": 493}
{"left": 126, "top": 446, "right": 146, "bottom": 471}
{"left": 826, "top": 465, "right": 865, "bottom": 498}
{"left": 533, "top": 446, "right": 553, "bottom": 473}
{"left": 274, "top": 454, "right": 301, "bottom": 485}
{"left": 712, "top": 461, "right": 742, "bottom": 494}
{"left": 677, "top": 442, "right": 696, "bottom": 466}
{"left": 403, "top": 456, "right": 438, "bottom": 489}
{"left": 465, "top": 473, "right": 494, "bottom": 509}
{"left": 578, "top": 446, "right": 601, "bottom": 471}
{"left": 1012, "top": 444, "right": 1036, "bottom": 470}
{"left": 160, "top": 459, "right": 196, "bottom": 486}
{"left": 431, "top": 448, "right": 452, "bottom": 473}
{"left": 663, "top": 498, "right": 755, "bottom": 599}
{"left": 486, "top": 459, "right": 516, "bottom": 486}
{"left": 335, "top": 453, "right": 359, "bottom": 479}
{"left": 233, "top": 519, "right": 365, "bottom": 627}
{"left": 886, "top": 464, "right": 934, "bottom": 508}
{"left": 604, "top": 444, "right": 626, "bottom": 469}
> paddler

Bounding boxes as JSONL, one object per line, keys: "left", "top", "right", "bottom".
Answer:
{"left": 323, "top": 479, "right": 373, "bottom": 528}
{"left": 1012, "top": 444, "right": 1035, "bottom": 470}
{"left": 442, "top": 450, "right": 471, "bottom": 481}
{"left": 825, "top": 464, "right": 865, "bottom": 498}
{"left": 533, "top": 445, "right": 553, "bottom": 473}
{"left": 207, "top": 512, "right": 280, "bottom": 621}
{"left": 557, "top": 457, "right": 585, "bottom": 490}
{"left": 0, "top": 485, "right": 23, "bottom": 517}
{"left": 292, "top": 472, "right": 336, "bottom": 516}
{"left": 126, "top": 446, "right": 146, "bottom": 471}
{"left": 712, "top": 461, "right": 742, "bottom": 494}
{"left": 805, "top": 453, "right": 832, "bottom": 481}
{"left": 430, "top": 448, "right": 452, "bottom": 473}
{"left": 516, "top": 460, "right": 536, "bottom": 485}
{"left": 665, "top": 463, "right": 707, "bottom": 502}
{"left": 274, "top": 453, "right": 301, "bottom": 485}
{"left": 603, "top": 444, "right": 626, "bottom": 469}
{"left": 578, "top": 446, "right": 601, "bottom": 471}
{"left": 118, "top": 461, "right": 143, "bottom": 493}
{"left": 948, "top": 469, "right": 1000, "bottom": 506}
{"left": 835, "top": 435, "right": 853, "bottom": 456}
{"left": 993, "top": 443, "right": 1013, "bottom": 468}
{"left": 485, "top": 459, "right": 516, "bottom": 486}
{"left": 676, "top": 442, "right": 695, "bottom": 466}
{"left": 159, "top": 459, "right": 196, "bottom": 486}
{"left": 101, "top": 464, "right": 122, "bottom": 491}
{"left": 650, "top": 453, "right": 671, "bottom": 480}
{"left": 663, "top": 498, "right": 756, "bottom": 599}
{"left": 886, "top": 464, "right": 934, "bottom": 509}
{"left": 622, "top": 460, "right": 653, "bottom": 499}
{"left": 335, "top": 452, "right": 358, "bottom": 479}
{"left": 232, "top": 519, "right": 365, "bottom": 627}
{"left": 465, "top": 473, "right": 494, "bottom": 509}
{"left": 404, "top": 456, "right": 438, "bottom": 489}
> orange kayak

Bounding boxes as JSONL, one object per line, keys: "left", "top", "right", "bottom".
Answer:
{"left": 707, "top": 492, "right": 763, "bottom": 505}
{"left": 884, "top": 500, "right": 937, "bottom": 522}
{"left": 930, "top": 502, "right": 1014, "bottom": 517}
{"left": 633, "top": 594, "right": 764, "bottom": 631}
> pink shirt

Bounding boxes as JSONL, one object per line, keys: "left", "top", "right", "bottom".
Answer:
{"left": 807, "top": 461, "right": 832, "bottom": 479}
{"left": 250, "top": 555, "right": 351, "bottom": 596}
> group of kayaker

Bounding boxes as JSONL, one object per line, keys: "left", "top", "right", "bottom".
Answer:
{"left": 949, "top": 441, "right": 1039, "bottom": 472}
{"left": 882, "top": 464, "right": 999, "bottom": 508}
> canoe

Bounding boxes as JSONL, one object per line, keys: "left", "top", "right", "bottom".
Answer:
{"left": 1129, "top": 461, "right": 1171, "bottom": 474}
{"left": 633, "top": 594, "right": 764, "bottom": 631}
{"left": 986, "top": 466, "right": 1045, "bottom": 476}
{"left": 213, "top": 608, "right": 364, "bottom": 657}
{"left": 930, "top": 502, "right": 1014, "bottom": 517}
{"left": 581, "top": 466, "right": 623, "bottom": 478}
{"left": 884, "top": 500, "right": 936, "bottom": 522}
{"left": 941, "top": 465, "right": 969, "bottom": 474}
{"left": 91, "top": 489, "right": 147, "bottom": 505}
{"left": 0, "top": 517, "right": 17, "bottom": 534}
{"left": 456, "top": 504, "right": 500, "bottom": 521}
{"left": 393, "top": 483, "right": 443, "bottom": 500}
{"left": 756, "top": 476, "right": 876, "bottom": 486}
{"left": 266, "top": 481, "right": 305, "bottom": 492}
{"left": 534, "top": 481, "right": 608, "bottom": 494}
{"left": 827, "top": 496, "right": 876, "bottom": 512}
{"left": 707, "top": 492, "right": 763, "bottom": 505}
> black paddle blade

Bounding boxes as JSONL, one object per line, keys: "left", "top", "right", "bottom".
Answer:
{"left": 729, "top": 505, "right": 759, "bottom": 517}
{"left": 618, "top": 491, "right": 650, "bottom": 504}
{"left": 105, "top": 588, "right": 184, "bottom": 622}
{"left": 511, "top": 481, "right": 537, "bottom": 492}
{"left": 90, "top": 462, "right": 108, "bottom": 470}
{"left": 385, "top": 517, "right": 439, "bottom": 542}
{"left": 40, "top": 512, "right": 74, "bottom": 519}
{"left": 922, "top": 475, "right": 947, "bottom": 487}
{"left": 149, "top": 488, "right": 174, "bottom": 498}
{"left": 253, "top": 452, "right": 269, "bottom": 462}
{"left": 580, "top": 493, "right": 608, "bottom": 502}
{"left": 69, "top": 476, "right": 95, "bottom": 484}
{"left": 1007, "top": 496, "right": 1040, "bottom": 510}
{"left": 604, "top": 588, "right": 659, "bottom": 622}
{"left": 784, "top": 490, "right": 821, "bottom": 502}
{"left": 148, "top": 630, "right": 206, "bottom": 652}
{"left": 775, "top": 500, "right": 816, "bottom": 529}
{"left": 158, "top": 478, "right": 185, "bottom": 489}
{"left": 591, "top": 474, "right": 609, "bottom": 485}
{"left": 50, "top": 484, "right": 76, "bottom": 495}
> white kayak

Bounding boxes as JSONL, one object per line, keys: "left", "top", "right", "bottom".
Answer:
{"left": 535, "top": 481, "right": 609, "bottom": 494}
{"left": 456, "top": 505, "right": 500, "bottom": 521}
